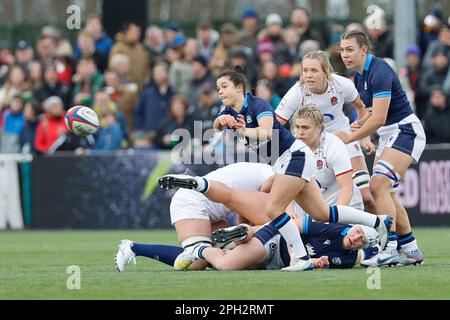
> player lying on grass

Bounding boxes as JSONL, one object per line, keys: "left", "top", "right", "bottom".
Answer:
{"left": 160, "top": 173, "right": 391, "bottom": 271}
{"left": 114, "top": 217, "right": 380, "bottom": 271}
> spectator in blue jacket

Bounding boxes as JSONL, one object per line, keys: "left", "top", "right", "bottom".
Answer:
{"left": 133, "top": 62, "right": 174, "bottom": 138}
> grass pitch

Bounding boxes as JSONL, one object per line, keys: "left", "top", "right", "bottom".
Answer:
{"left": 1, "top": 228, "right": 450, "bottom": 300}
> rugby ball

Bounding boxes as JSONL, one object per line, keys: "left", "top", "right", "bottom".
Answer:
{"left": 65, "top": 106, "right": 99, "bottom": 136}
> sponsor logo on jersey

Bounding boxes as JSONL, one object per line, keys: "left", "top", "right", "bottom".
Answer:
{"left": 354, "top": 144, "right": 360, "bottom": 151}
{"left": 246, "top": 115, "right": 253, "bottom": 124}
{"left": 330, "top": 96, "right": 338, "bottom": 106}
{"left": 305, "top": 243, "right": 316, "bottom": 256}
{"left": 323, "top": 239, "right": 331, "bottom": 245}
{"left": 364, "top": 81, "right": 368, "bottom": 90}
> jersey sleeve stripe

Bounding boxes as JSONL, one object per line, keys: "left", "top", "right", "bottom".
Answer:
{"left": 373, "top": 91, "right": 392, "bottom": 98}
{"left": 335, "top": 169, "right": 353, "bottom": 177}
{"left": 275, "top": 112, "right": 289, "bottom": 122}
{"left": 257, "top": 111, "right": 274, "bottom": 121}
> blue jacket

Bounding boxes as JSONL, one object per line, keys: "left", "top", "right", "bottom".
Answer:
{"left": 134, "top": 82, "right": 175, "bottom": 132}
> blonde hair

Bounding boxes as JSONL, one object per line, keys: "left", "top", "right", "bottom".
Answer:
{"left": 293, "top": 105, "right": 324, "bottom": 128}
{"left": 299, "top": 50, "right": 334, "bottom": 86}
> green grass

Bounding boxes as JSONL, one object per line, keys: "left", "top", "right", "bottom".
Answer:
{"left": 1, "top": 228, "right": 450, "bottom": 300}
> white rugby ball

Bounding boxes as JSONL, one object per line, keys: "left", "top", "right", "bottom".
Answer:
{"left": 65, "top": 106, "right": 100, "bottom": 136}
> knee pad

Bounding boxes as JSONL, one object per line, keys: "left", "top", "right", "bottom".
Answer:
{"left": 353, "top": 170, "right": 370, "bottom": 189}
{"left": 372, "top": 160, "right": 401, "bottom": 193}
{"left": 181, "top": 236, "right": 212, "bottom": 249}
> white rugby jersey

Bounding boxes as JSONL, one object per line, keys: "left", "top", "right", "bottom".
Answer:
{"left": 275, "top": 74, "right": 359, "bottom": 133}
{"left": 312, "top": 132, "right": 363, "bottom": 209}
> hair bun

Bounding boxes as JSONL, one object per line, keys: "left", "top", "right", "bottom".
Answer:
{"left": 233, "top": 65, "right": 244, "bottom": 73}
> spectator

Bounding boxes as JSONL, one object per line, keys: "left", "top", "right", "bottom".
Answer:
{"left": 255, "top": 79, "right": 281, "bottom": 110}
{"left": 0, "top": 42, "right": 15, "bottom": 85}
{"left": 92, "top": 91, "right": 128, "bottom": 143}
{"left": 14, "top": 41, "right": 34, "bottom": 77}
{"left": 196, "top": 21, "right": 219, "bottom": 61}
{"left": 326, "top": 29, "right": 347, "bottom": 76}
{"left": 72, "top": 57, "right": 104, "bottom": 107}
{"left": 400, "top": 45, "right": 422, "bottom": 113}
{"left": 54, "top": 48, "right": 74, "bottom": 86}
{"left": 0, "top": 65, "right": 27, "bottom": 113}
{"left": 401, "top": 45, "right": 422, "bottom": 93}
{"left": 74, "top": 31, "right": 108, "bottom": 73}
{"left": 144, "top": 25, "right": 166, "bottom": 68}
{"left": 258, "top": 13, "right": 291, "bottom": 65}
{"left": 345, "top": 22, "right": 366, "bottom": 33}
{"left": 109, "top": 22, "right": 150, "bottom": 90}
{"left": 103, "top": 69, "right": 138, "bottom": 132}
{"left": 364, "top": 5, "right": 394, "bottom": 58}
{"left": 283, "top": 27, "right": 301, "bottom": 65}
{"left": 424, "top": 87, "right": 450, "bottom": 143}
{"left": 91, "top": 111, "right": 124, "bottom": 152}
{"left": 187, "top": 55, "right": 215, "bottom": 105}
{"left": 256, "top": 38, "right": 276, "bottom": 65}
{"left": 422, "top": 24, "right": 450, "bottom": 68}
{"left": 289, "top": 7, "right": 325, "bottom": 49}
{"left": 36, "top": 36, "right": 56, "bottom": 66}
{"left": 41, "top": 25, "right": 73, "bottom": 58}
{"left": 166, "top": 34, "right": 194, "bottom": 98}
{"left": 154, "top": 95, "right": 193, "bottom": 149}
{"left": 191, "top": 82, "right": 222, "bottom": 140}
{"left": 183, "top": 38, "right": 199, "bottom": 63}
{"left": 236, "top": 7, "right": 260, "bottom": 54}
{"left": 108, "top": 53, "right": 134, "bottom": 86}
{"left": 34, "top": 96, "right": 68, "bottom": 154}
{"left": 32, "top": 63, "right": 71, "bottom": 109}
{"left": 419, "top": 4, "right": 445, "bottom": 56}
{"left": 257, "top": 60, "right": 282, "bottom": 96}
{"left": 299, "top": 39, "right": 320, "bottom": 57}
{"left": 133, "top": 62, "right": 174, "bottom": 137}
{"left": 418, "top": 44, "right": 449, "bottom": 118}
{"left": 227, "top": 47, "right": 257, "bottom": 87}
{"left": 28, "top": 61, "right": 43, "bottom": 90}
{"left": 75, "top": 14, "right": 114, "bottom": 58}
{"left": 20, "top": 99, "right": 41, "bottom": 154}
{"left": 0, "top": 94, "right": 25, "bottom": 153}
{"left": 383, "top": 57, "right": 415, "bottom": 113}
{"left": 163, "top": 23, "right": 182, "bottom": 48}
{"left": 209, "top": 23, "right": 238, "bottom": 76}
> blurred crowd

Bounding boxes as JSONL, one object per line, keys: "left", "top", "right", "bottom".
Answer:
{"left": 0, "top": 3, "right": 450, "bottom": 156}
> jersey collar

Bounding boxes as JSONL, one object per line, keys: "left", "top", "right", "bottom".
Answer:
{"left": 240, "top": 93, "right": 251, "bottom": 114}
{"left": 363, "top": 53, "right": 374, "bottom": 73}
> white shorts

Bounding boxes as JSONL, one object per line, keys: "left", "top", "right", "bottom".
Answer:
{"left": 375, "top": 114, "right": 426, "bottom": 163}
{"left": 170, "top": 189, "right": 231, "bottom": 225}
{"left": 273, "top": 140, "right": 316, "bottom": 181}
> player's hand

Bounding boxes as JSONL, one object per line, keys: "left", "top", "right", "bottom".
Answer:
{"left": 217, "top": 115, "right": 238, "bottom": 128}
{"left": 232, "top": 114, "right": 246, "bottom": 129}
{"left": 334, "top": 131, "right": 351, "bottom": 144}
{"left": 361, "top": 136, "right": 376, "bottom": 155}
{"left": 312, "top": 256, "right": 330, "bottom": 269}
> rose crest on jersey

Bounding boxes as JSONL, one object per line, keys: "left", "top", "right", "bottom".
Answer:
{"left": 330, "top": 96, "right": 338, "bottom": 106}
{"left": 317, "top": 159, "right": 324, "bottom": 169}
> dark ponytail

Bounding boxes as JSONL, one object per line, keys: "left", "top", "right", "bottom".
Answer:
{"left": 341, "top": 30, "right": 373, "bottom": 52}
{"left": 218, "top": 65, "right": 248, "bottom": 94}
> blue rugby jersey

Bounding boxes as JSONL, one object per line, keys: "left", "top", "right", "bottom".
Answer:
{"left": 218, "top": 93, "right": 295, "bottom": 158}
{"left": 301, "top": 216, "right": 358, "bottom": 269}
{"left": 354, "top": 54, "right": 413, "bottom": 126}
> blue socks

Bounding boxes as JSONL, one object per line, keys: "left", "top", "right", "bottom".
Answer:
{"left": 131, "top": 243, "right": 183, "bottom": 267}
